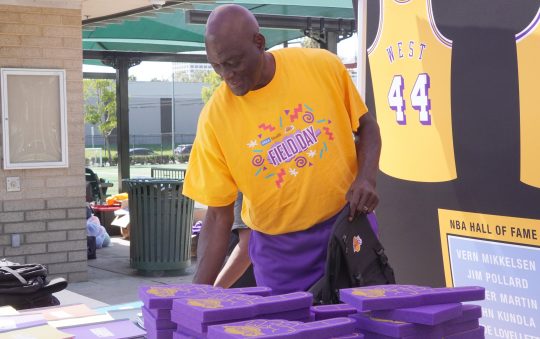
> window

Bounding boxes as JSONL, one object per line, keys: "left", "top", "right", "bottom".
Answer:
{"left": 1, "top": 68, "right": 68, "bottom": 169}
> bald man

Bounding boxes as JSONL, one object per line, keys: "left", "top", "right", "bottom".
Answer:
{"left": 183, "top": 4, "right": 381, "bottom": 294}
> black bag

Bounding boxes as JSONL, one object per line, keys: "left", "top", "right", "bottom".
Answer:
{"left": 309, "top": 206, "right": 396, "bottom": 305}
{"left": 0, "top": 259, "right": 68, "bottom": 310}
{"left": 87, "top": 235, "right": 97, "bottom": 260}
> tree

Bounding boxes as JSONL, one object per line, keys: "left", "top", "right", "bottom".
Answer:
{"left": 301, "top": 37, "right": 320, "bottom": 48}
{"left": 201, "top": 71, "right": 222, "bottom": 104}
{"left": 83, "top": 79, "right": 117, "bottom": 163}
{"left": 174, "top": 69, "right": 211, "bottom": 83}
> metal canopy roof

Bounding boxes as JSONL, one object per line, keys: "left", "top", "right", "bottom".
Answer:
{"left": 82, "top": 0, "right": 355, "bottom": 60}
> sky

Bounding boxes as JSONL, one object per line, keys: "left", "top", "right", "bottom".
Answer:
{"left": 83, "top": 34, "right": 359, "bottom": 81}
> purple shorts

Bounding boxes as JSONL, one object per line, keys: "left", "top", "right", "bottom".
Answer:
{"left": 248, "top": 208, "right": 379, "bottom": 294}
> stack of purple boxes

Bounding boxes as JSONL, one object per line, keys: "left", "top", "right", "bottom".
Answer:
{"left": 141, "top": 283, "right": 364, "bottom": 339}
{"left": 139, "top": 284, "right": 272, "bottom": 339}
{"left": 140, "top": 283, "right": 486, "bottom": 338}
{"left": 339, "top": 285, "right": 485, "bottom": 339}
{"left": 171, "top": 291, "right": 314, "bottom": 338}
{"left": 311, "top": 303, "right": 359, "bottom": 321}
{"left": 206, "top": 317, "right": 359, "bottom": 339}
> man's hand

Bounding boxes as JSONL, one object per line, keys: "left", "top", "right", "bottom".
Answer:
{"left": 193, "top": 203, "right": 235, "bottom": 285}
{"left": 347, "top": 177, "right": 379, "bottom": 221}
{"left": 348, "top": 113, "right": 381, "bottom": 221}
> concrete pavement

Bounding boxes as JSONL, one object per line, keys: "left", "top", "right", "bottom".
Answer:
{"left": 58, "top": 237, "right": 196, "bottom": 306}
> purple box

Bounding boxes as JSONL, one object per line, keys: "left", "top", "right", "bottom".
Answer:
{"left": 146, "top": 328, "right": 174, "bottom": 339}
{"left": 173, "top": 332, "right": 191, "bottom": 339}
{"left": 228, "top": 287, "right": 273, "bottom": 297}
{"left": 174, "top": 332, "right": 203, "bottom": 339}
{"left": 264, "top": 307, "right": 312, "bottom": 321}
{"left": 172, "top": 292, "right": 312, "bottom": 323}
{"left": 172, "top": 293, "right": 261, "bottom": 323}
{"left": 172, "top": 307, "right": 312, "bottom": 334}
{"left": 147, "top": 307, "right": 171, "bottom": 320}
{"left": 299, "top": 318, "right": 357, "bottom": 339}
{"left": 340, "top": 285, "right": 485, "bottom": 311}
{"left": 140, "top": 284, "right": 272, "bottom": 310}
{"left": 207, "top": 317, "right": 356, "bottom": 339}
{"left": 352, "top": 332, "right": 391, "bottom": 339}
{"left": 140, "top": 284, "right": 217, "bottom": 310}
{"left": 143, "top": 306, "right": 176, "bottom": 330}
{"left": 353, "top": 316, "right": 480, "bottom": 339}
{"left": 370, "top": 303, "right": 463, "bottom": 325}
{"left": 361, "top": 330, "right": 446, "bottom": 339}
{"left": 333, "top": 334, "right": 365, "bottom": 339}
{"left": 311, "top": 304, "right": 358, "bottom": 320}
{"left": 444, "top": 320, "right": 480, "bottom": 336}
{"left": 427, "top": 287, "right": 485, "bottom": 305}
{"left": 175, "top": 326, "right": 207, "bottom": 339}
{"left": 176, "top": 316, "right": 247, "bottom": 334}
{"left": 349, "top": 312, "right": 438, "bottom": 337}
{"left": 173, "top": 331, "right": 196, "bottom": 339}
{"left": 445, "top": 326, "right": 484, "bottom": 339}
{"left": 254, "top": 292, "right": 313, "bottom": 314}
{"left": 447, "top": 304, "right": 482, "bottom": 324}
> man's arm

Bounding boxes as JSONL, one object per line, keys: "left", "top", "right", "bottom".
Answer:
{"left": 347, "top": 112, "right": 382, "bottom": 221}
{"left": 213, "top": 228, "right": 252, "bottom": 288}
{"left": 193, "top": 203, "right": 235, "bottom": 284}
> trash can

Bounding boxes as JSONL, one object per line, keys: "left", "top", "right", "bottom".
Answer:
{"left": 124, "top": 179, "right": 194, "bottom": 276}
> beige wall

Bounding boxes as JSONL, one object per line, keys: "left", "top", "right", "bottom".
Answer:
{"left": 0, "top": 3, "right": 87, "bottom": 282}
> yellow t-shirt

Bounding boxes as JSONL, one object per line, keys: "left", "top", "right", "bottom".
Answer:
{"left": 182, "top": 48, "right": 367, "bottom": 235}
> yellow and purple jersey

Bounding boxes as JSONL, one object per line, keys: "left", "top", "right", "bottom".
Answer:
{"left": 516, "top": 7, "right": 540, "bottom": 188}
{"left": 369, "top": 0, "right": 456, "bottom": 182}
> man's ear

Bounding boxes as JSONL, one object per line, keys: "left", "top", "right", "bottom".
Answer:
{"left": 253, "top": 32, "right": 266, "bottom": 51}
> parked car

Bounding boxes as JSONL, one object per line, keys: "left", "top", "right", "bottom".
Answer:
{"left": 174, "top": 144, "right": 192, "bottom": 162}
{"left": 129, "top": 148, "right": 155, "bottom": 156}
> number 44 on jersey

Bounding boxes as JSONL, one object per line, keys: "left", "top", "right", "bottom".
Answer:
{"left": 388, "top": 73, "right": 431, "bottom": 125}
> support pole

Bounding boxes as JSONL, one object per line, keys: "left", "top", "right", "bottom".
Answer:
{"left": 102, "top": 56, "right": 141, "bottom": 193}
{"left": 356, "top": 0, "right": 367, "bottom": 98}
{"left": 323, "top": 31, "right": 338, "bottom": 54}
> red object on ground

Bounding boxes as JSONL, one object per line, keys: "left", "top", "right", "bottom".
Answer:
{"left": 91, "top": 204, "right": 121, "bottom": 213}
{"left": 91, "top": 204, "right": 122, "bottom": 236}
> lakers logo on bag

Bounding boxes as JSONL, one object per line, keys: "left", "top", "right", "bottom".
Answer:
{"left": 353, "top": 235, "right": 362, "bottom": 253}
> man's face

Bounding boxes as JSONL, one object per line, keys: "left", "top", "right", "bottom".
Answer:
{"left": 206, "top": 35, "right": 263, "bottom": 96}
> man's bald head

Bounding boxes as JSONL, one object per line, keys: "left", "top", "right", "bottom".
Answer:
{"left": 205, "top": 4, "right": 259, "bottom": 43}
{"left": 204, "top": 4, "right": 274, "bottom": 96}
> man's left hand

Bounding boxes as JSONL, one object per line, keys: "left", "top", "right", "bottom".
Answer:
{"left": 348, "top": 113, "right": 381, "bottom": 222}
{"left": 346, "top": 177, "right": 379, "bottom": 222}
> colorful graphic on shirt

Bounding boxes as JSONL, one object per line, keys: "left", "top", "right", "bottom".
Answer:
{"left": 516, "top": 7, "right": 540, "bottom": 188}
{"left": 368, "top": 0, "right": 456, "bottom": 182}
{"left": 247, "top": 103, "right": 334, "bottom": 189}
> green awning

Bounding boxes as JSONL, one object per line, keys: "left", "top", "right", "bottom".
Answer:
{"left": 83, "top": 1, "right": 354, "bottom": 62}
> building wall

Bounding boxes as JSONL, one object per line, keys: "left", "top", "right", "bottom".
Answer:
{"left": 129, "top": 81, "right": 203, "bottom": 138}
{"left": 0, "top": 2, "right": 87, "bottom": 282}
{"left": 84, "top": 81, "right": 203, "bottom": 146}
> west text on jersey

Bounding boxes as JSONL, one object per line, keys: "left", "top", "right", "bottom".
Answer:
{"left": 386, "top": 41, "right": 427, "bottom": 63}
